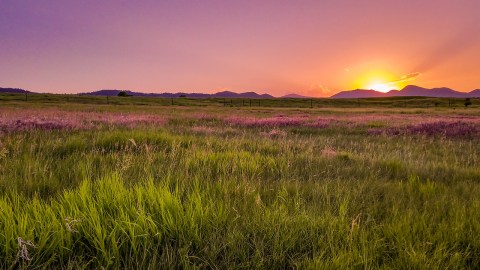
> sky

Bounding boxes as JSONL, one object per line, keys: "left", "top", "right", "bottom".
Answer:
{"left": 1, "top": 0, "right": 479, "bottom": 97}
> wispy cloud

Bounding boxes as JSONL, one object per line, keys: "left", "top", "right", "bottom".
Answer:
{"left": 386, "top": 72, "right": 421, "bottom": 85}
{"left": 305, "top": 84, "right": 333, "bottom": 97}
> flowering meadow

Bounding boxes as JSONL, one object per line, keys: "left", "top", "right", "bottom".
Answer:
{"left": 0, "top": 100, "right": 479, "bottom": 269}
{"left": 0, "top": 109, "right": 166, "bottom": 133}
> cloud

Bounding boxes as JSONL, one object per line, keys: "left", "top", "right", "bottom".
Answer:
{"left": 387, "top": 72, "right": 421, "bottom": 85}
{"left": 399, "top": 72, "right": 421, "bottom": 81}
{"left": 300, "top": 84, "right": 332, "bottom": 97}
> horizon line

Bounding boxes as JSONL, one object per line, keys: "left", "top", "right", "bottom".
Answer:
{"left": 1, "top": 84, "right": 479, "bottom": 98}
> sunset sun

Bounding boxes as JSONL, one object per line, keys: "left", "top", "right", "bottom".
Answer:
{"left": 352, "top": 70, "right": 402, "bottom": 94}
{"left": 366, "top": 83, "right": 393, "bottom": 93}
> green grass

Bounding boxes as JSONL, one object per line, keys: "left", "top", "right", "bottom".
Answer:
{"left": 2, "top": 92, "right": 480, "bottom": 110}
{"left": 0, "top": 101, "right": 479, "bottom": 268}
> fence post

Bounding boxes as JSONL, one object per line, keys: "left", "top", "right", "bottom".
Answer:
{"left": 107, "top": 96, "right": 109, "bottom": 104}
{"left": 25, "top": 92, "right": 28, "bottom": 101}
{"left": 171, "top": 97, "right": 174, "bottom": 105}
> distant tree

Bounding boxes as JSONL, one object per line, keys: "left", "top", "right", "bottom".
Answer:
{"left": 464, "top": 98, "right": 472, "bottom": 107}
{"left": 118, "top": 91, "right": 129, "bottom": 97}
{"left": 179, "top": 94, "right": 187, "bottom": 98}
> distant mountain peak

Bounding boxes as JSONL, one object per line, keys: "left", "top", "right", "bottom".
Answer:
{"left": 281, "top": 93, "right": 310, "bottom": 98}
{"left": 330, "top": 89, "right": 386, "bottom": 99}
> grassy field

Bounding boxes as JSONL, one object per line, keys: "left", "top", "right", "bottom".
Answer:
{"left": 1, "top": 92, "right": 479, "bottom": 108}
{"left": 1, "top": 95, "right": 480, "bottom": 268}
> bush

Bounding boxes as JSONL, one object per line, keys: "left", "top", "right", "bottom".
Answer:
{"left": 464, "top": 98, "right": 472, "bottom": 107}
{"left": 118, "top": 91, "right": 130, "bottom": 97}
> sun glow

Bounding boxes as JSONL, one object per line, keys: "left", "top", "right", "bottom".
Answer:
{"left": 366, "top": 83, "right": 393, "bottom": 93}
{"left": 350, "top": 69, "right": 399, "bottom": 93}
{"left": 350, "top": 70, "right": 416, "bottom": 94}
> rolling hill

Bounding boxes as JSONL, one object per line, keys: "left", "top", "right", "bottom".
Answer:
{"left": 281, "top": 94, "right": 310, "bottom": 98}
{"left": 0, "top": 87, "right": 32, "bottom": 94}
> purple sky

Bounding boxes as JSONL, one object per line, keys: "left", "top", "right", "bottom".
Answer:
{"left": 1, "top": 0, "right": 479, "bottom": 96}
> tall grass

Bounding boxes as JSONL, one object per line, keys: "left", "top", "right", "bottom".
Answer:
{"left": 0, "top": 105, "right": 479, "bottom": 268}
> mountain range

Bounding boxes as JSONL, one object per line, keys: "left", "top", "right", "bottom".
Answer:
{"left": 79, "top": 90, "right": 275, "bottom": 99}
{"left": 0, "top": 87, "right": 275, "bottom": 98}
{"left": 331, "top": 85, "right": 480, "bottom": 98}
{"left": 1, "top": 85, "right": 480, "bottom": 99}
